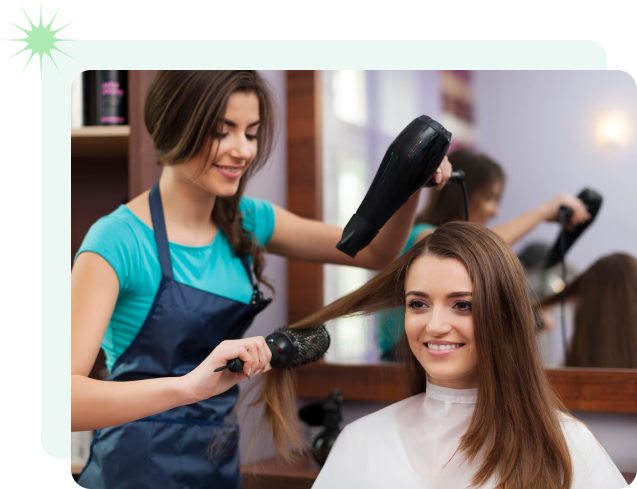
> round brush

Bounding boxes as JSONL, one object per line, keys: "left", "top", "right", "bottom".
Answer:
{"left": 214, "top": 325, "right": 331, "bottom": 373}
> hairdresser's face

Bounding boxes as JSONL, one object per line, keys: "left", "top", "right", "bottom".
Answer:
{"left": 469, "top": 180, "right": 503, "bottom": 226}
{"left": 404, "top": 255, "right": 479, "bottom": 389}
{"left": 182, "top": 91, "right": 260, "bottom": 197}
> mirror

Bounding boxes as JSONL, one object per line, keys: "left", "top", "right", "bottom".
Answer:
{"left": 320, "top": 70, "right": 637, "bottom": 369}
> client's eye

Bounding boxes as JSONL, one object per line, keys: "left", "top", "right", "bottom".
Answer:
{"left": 408, "top": 300, "right": 428, "bottom": 310}
{"left": 454, "top": 301, "right": 472, "bottom": 312}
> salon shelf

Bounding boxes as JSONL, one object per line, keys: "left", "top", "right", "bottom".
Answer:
{"left": 71, "top": 125, "right": 130, "bottom": 158}
{"left": 295, "top": 361, "right": 637, "bottom": 414}
{"left": 241, "top": 452, "right": 320, "bottom": 489}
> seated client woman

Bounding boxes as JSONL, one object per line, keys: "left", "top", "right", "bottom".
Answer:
{"left": 257, "top": 222, "right": 626, "bottom": 489}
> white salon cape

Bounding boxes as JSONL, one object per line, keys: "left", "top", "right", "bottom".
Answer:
{"left": 313, "top": 381, "right": 627, "bottom": 489}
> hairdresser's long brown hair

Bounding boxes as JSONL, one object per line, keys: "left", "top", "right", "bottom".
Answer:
{"left": 541, "top": 253, "right": 637, "bottom": 368}
{"left": 258, "top": 222, "right": 572, "bottom": 489}
{"left": 416, "top": 149, "right": 505, "bottom": 225}
{"left": 144, "top": 71, "right": 276, "bottom": 287}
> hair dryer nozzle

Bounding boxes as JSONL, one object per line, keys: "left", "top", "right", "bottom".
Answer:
{"left": 335, "top": 214, "right": 379, "bottom": 258}
{"left": 336, "top": 115, "right": 451, "bottom": 258}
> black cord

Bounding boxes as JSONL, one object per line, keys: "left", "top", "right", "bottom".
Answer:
{"left": 559, "top": 210, "right": 569, "bottom": 364}
{"left": 460, "top": 180, "right": 469, "bottom": 222}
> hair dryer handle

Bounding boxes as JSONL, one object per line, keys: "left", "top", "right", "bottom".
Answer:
{"left": 423, "top": 170, "right": 465, "bottom": 187}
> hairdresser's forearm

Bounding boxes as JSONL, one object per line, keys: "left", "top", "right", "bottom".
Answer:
{"left": 492, "top": 207, "right": 547, "bottom": 245}
{"left": 71, "top": 374, "right": 195, "bottom": 432}
{"left": 367, "top": 190, "right": 421, "bottom": 267}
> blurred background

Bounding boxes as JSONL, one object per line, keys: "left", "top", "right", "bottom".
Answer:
{"left": 71, "top": 70, "right": 637, "bottom": 485}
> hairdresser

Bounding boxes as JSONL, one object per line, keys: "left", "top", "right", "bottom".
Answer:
{"left": 72, "top": 71, "right": 452, "bottom": 488}
{"left": 378, "top": 149, "right": 590, "bottom": 361}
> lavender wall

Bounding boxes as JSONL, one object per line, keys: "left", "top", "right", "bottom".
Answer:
{"left": 474, "top": 70, "right": 637, "bottom": 269}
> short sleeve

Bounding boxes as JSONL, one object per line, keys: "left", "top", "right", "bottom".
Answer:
{"left": 240, "top": 197, "right": 276, "bottom": 247}
{"left": 74, "top": 216, "right": 141, "bottom": 295}
{"left": 562, "top": 417, "right": 628, "bottom": 489}
{"left": 405, "top": 223, "right": 436, "bottom": 250}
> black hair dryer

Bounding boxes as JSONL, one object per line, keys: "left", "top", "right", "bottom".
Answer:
{"left": 543, "top": 188, "right": 603, "bottom": 269}
{"left": 336, "top": 115, "right": 452, "bottom": 258}
{"left": 299, "top": 389, "right": 343, "bottom": 466}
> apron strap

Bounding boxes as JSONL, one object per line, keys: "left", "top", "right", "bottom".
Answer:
{"left": 239, "top": 256, "right": 255, "bottom": 286}
{"left": 149, "top": 183, "right": 174, "bottom": 280}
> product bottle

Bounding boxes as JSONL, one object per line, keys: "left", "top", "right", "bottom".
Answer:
{"left": 82, "top": 70, "right": 128, "bottom": 126}
{"left": 100, "top": 70, "right": 127, "bottom": 125}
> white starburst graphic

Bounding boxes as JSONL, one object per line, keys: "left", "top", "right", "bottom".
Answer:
{"left": 5, "top": 4, "right": 74, "bottom": 74}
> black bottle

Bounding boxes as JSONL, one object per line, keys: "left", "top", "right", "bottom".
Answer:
{"left": 311, "top": 389, "right": 343, "bottom": 466}
{"left": 83, "top": 70, "right": 128, "bottom": 126}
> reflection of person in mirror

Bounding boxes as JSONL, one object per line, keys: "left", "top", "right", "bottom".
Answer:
{"left": 540, "top": 253, "right": 637, "bottom": 369}
{"left": 378, "top": 149, "right": 591, "bottom": 361}
{"left": 255, "top": 222, "right": 627, "bottom": 489}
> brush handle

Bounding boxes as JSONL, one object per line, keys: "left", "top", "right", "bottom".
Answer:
{"left": 214, "top": 331, "right": 298, "bottom": 373}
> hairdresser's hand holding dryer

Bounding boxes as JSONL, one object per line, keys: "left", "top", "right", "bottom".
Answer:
{"left": 71, "top": 71, "right": 452, "bottom": 488}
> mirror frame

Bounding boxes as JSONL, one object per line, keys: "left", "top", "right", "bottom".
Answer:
{"left": 294, "top": 361, "right": 637, "bottom": 414}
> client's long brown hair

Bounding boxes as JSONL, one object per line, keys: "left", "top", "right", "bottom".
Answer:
{"left": 541, "top": 252, "right": 637, "bottom": 368}
{"left": 256, "top": 221, "right": 572, "bottom": 489}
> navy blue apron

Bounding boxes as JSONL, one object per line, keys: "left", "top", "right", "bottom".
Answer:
{"left": 78, "top": 183, "right": 271, "bottom": 489}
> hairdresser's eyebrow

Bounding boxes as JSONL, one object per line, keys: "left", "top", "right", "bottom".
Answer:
{"left": 405, "top": 291, "right": 472, "bottom": 299}
{"left": 223, "top": 119, "right": 260, "bottom": 128}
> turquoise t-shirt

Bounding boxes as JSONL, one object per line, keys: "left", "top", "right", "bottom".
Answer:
{"left": 75, "top": 197, "right": 276, "bottom": 371}
{"left": 377, "top": 223, "right": 437, "bottom": 357}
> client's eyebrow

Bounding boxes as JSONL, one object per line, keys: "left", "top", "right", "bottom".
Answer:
{"left": 223, "top": 119, "right": 261, "bottom": 128}
{"left": 405, "top": 291, "right": 473, "bottom": 299}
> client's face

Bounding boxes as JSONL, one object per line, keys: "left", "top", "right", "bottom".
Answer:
{"left": 404, "top": 255, "right": 479, "bottom": 389}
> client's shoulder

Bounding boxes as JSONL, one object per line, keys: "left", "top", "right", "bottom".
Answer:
{"left": 557, "top": 412, "right": 605, "bottom": 459}
{"left": 558, "top": 412, "right": 596, "bottom": 441}
{"left": 341, "top": 394, "right": 425, "bottom": 438}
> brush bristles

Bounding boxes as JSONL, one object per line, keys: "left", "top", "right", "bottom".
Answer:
{"left": 277, "top": 325, "right": 330, "bottom": 370}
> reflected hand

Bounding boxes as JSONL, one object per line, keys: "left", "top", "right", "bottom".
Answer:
{"left": 540, "top": 193, "right": 591, "bottom": 231}
{"left": 538, "top": 310, "right": 556, "bottom": 334}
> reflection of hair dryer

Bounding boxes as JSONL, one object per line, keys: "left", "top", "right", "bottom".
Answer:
{"left": 336, "top": 115, "right": 452, "bottom": 258}
{"left": 543, "top": 188, "right": 603, "bottom": 269}
{"left": 543, "top": 188, "right": 602, "bottom": 362}
{"left": 299, "top": 389, "right": 343, "bottom": 466}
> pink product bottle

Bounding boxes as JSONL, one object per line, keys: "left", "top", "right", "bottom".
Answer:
{"left": 100, "top": 71, "right": 127, "bottom": 125}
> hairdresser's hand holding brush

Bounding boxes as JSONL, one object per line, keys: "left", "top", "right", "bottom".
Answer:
{"left": 181, "top": 336, "right": 273, "bottom": 404}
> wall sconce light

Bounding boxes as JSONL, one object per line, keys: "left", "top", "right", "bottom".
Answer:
{"left": 595, "top": 112, "right": 631, "bottom": 147}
